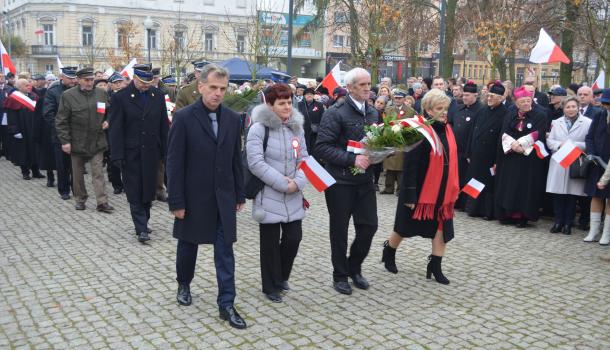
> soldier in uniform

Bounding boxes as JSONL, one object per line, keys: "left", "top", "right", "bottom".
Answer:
{"left": 43, "top": 66, "right": 78, "bottom": 200}
{"left": 162, "top": 76, "right": 177, "bottom": 103}
{"left": 175, "top": 61, "right": 208, "bottom": 110}
{"left": 109, "top": 64, "right": 169, "bottom": 243}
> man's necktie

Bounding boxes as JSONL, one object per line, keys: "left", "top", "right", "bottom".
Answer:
{"left": 209, "top": 112, "right": 218, "bottom": 137}
{"left": 580, "top": 108, "right": 585, "bottom": 115}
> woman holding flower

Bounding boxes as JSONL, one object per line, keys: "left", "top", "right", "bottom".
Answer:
{"left": 381, "top": 89, "right": 460, "bottom": 285}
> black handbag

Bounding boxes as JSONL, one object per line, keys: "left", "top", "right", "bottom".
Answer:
{"left": 569, "top": 155, "right": 592, "bottom": 179}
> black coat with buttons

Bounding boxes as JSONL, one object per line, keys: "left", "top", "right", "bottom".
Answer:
{"left": 108, "top": 82, "right": 169, "bottom": 204}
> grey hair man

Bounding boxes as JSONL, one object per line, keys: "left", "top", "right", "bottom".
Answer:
{"left": 314, "top": 67, "right": 379, "bottom": 295}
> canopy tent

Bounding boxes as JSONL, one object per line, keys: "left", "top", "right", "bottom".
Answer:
{"left": 218, "top": 57, "right": 290, "bottom": 82}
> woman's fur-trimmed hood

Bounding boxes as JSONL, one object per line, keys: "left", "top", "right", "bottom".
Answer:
{"left": 250, "top": 103, "right": 304, "bottom": 133}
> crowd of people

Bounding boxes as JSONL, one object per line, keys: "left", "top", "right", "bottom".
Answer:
{"left": 1, "top": 59, "right": 609, "bottom": 330}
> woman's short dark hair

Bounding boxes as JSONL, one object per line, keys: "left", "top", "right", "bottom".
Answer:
{"left": 264, "top": 83, "right": 293, "bottom": 106}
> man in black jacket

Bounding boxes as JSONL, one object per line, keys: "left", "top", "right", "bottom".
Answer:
{"left": 42, "top": 67, "right": 77, "bottom": 200}
{"left": 298, "top": 87, "right": 324, "bottom": 152}
{"left": 315, "top": 67, "right": 378, "bottom": 295}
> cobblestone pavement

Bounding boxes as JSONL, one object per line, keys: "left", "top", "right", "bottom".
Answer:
{"left": 1, "top": 157, "right": 609, "bottom": 350}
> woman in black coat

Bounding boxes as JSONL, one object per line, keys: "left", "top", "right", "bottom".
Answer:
{"left": 381, "top": 89, "right": 460, "bottom": 285}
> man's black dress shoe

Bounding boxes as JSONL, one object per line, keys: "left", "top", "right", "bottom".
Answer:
{"left": 265, "top": 292, "right": 282, "bottom": 303}
{"left": 60, "top": 193, "right": 70, "bottom": 200}
{"left": 563, "top": 225, "right": 572, "bottom": 235}
{"left": 279, "top": 281, "right": 290, "bottom": 292}
{"left": 32, "top": 172, "right": 45, "bottom": 179}
{"left": 351, "top": 274, "right": 370, "bottom": 290}
{"left": 75, "top": 202, "right": 86, "bottom": 210}
{"left": 219, "top": 306, "right": 247, "bottom": 329}
{"left": 550, "top": 223, "right": 563, "bottom": 233}
{"left": 138, "top": 231, "right": 150, "bottom": 243}
{"left": 176, "top": 284, "right": 191, "bottom": 306}
{"left": 333, "top": 281, "right": 352, "bottom": 295}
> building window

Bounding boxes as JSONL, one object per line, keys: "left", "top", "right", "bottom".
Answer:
{"left": 332, "top": 35, "right": 344, "bottom": 48}
{"left": 236, "top": 35, "right": 245, "bottom": 53}
{"left": 148, "top": 29, "right": 157, "bottom": 49}
{"left": 204, "top": 33, "right": 213, "bottom": 51}
{"left": 82, "top": 25, "right": 93, "bottom": 46}
{"left": 43, "top": 24, "right": 54, "bottom": 46}
{"left": 334, "top": 12, "right": 348, "bottom": 24}
{"left": 45, "top": 64, "right": 54, "bottom": 73}
{"left": 175, "top": 31, "right": 185, "bottom": 49}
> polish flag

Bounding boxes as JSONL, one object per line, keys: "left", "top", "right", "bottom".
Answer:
{"left": 592, "top": 71, "right": 605, "bottom": 90}
{"left": 551, "top": 140, "right": 582, "bottom": 168}
{"left": 120, "top": 58, "right": 137, "bottom": 79}
{"left": 462, "top": 178, "right": 485, "bottom": 199}
{"left": 96, "top": 102, "right": 106, "bottom": 114}
{"left": 529, "top": 28, "right": 570, "bottom": 64}
{"left": 320, "top": 62, "right": 342, "bottom": 98}
{"left": 298, "top": 157, "right": 336, "bottom": 192}
{"left": 0, "top": 39, "right": 16, "bottom": 74}
{"left": 10, "top": 91, "right": 36, "bottom": 111}
{"left": 533, "top": 140, "right": 549, "bottom": 159}
{"left": 346, "top": 140, "right": 366, "bottom": 154}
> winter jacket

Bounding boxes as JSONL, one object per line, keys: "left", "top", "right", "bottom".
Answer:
{"left": 42, "top": 80, "right": 70, "bottom": 144}
{"left": 546, "top": 115, "right": 591, "bottom": 195}
{"left": 314, "top": 96, "right": 379, "bottom": 185}
{"left": 247, "top": 104, "right": 308, "bottom": 224}
{"left": 55, "top": 86, "right": 109, "bottom": 157}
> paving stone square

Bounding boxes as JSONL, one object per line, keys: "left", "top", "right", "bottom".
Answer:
{"left": 0, "top": 158, "right": 609, "bottom": 349}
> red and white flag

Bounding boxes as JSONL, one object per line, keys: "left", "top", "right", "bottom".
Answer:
{"left": 10, "top": 91, "right": 36, "bottom": 111}
{"left": 533, "top": 140, "right": 549, "bottom": 159}
{"left": 462, "top": 178, "right": 485, "bottom": 199}
{"left": 551, "top": 140, "right": 582, "bottom": 168}
{"left": 320, "top": 62, "right": 343, "bottom": 98}
{"left": 592, "top": 71, "right": 605, "bottom": 90}
{"left": 346, "top": 140, "right": 366, "bottom": 154}
{"left": 298, "top": 157, "right": 336, "bottom": 192}
{"left": 96, "top": 102, "right": 106, "bottom": 114}
{"left": 120, "top": 58, "right": 137, "bottom": 79}
{"left": 529, "top": 28, "right": 570, "bottom": 64}
{"left": 0, "top": 39, "right": 16, "bottom": 75}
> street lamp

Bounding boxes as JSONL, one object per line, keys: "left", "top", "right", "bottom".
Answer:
{"left": 144, "top": 16, "right": 153, "bottom": 63}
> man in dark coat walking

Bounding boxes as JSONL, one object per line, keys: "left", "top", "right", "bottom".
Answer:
{"left": 297, "top": 87, "right": 324, "bottom": 151}
{"left": 465, "top": 82, "right": 508, "bottom": 219}
{"left": 315, "top": 67, "right": 379, "bottom": 296}
{"left": 109, "top": 64, "right": 169, "bottom": 242}
{"left": 43, "top": 67, "right": 77, "bottom": 200}
{"left": 32, "top": 74, "right": 55, "bottom": 187}
{"left": 451, "top": 81, "right": 483, "bottom": 209}
{"left": 166, "top": 63, "right": 247, "bottom": 329}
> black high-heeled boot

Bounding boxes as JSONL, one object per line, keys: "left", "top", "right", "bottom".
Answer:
{"left": 381, "top": 240, "right": 398, "bottom": 274}
{"left": 426, "top": 255, "right": 450, "bottom": 285}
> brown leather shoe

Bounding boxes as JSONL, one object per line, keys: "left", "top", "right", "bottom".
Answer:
{"left": 96, "top": 203, "right": 115, "bottom": 213}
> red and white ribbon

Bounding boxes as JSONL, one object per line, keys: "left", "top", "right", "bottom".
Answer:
{"left": 96, "top": 102, "right": 106, "bottom": 114}
{"left": 291, "top": 138, "right": 300, "bottom": 159}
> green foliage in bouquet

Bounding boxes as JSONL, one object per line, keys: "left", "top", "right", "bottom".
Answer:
{"left": 223, "top": 89, "right": 261, "bottom": 113}
{"left": 364, "top": 110, "right": 434, "bottom": 149}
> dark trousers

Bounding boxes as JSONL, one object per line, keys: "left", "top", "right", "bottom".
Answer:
{"left": 373, "top": 164, "right": 383, "bottom": 185}
{"left": 576, "top": 196, "right": 591, "bottom": 226}
{"left": 129, "top": 201, "right": 151, "bottom": 234}
{"left": 324, "top": 183, "right": 378, "bottom": 282}
{"left": 20, "top": 164, "right": 40, "bottom": 176}
{"left": 0, "top": 125, "right": 6, "bottom": 158}
{"left": 259, "top": 220, "right": 302, "bottom": 294}
{"left": 383, "top": 170, "right": 402, "bottom": 193}
{"left": 175, "top": 219, "right": 236, "bottom": 308}
{"left": 53, "top": 143, "right": 72, "bottom": 196}
{"left": 553, "top": 194, "right": 578, "bottom": 226}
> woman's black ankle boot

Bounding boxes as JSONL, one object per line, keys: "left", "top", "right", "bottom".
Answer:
{"left": 426, "top": 255, "right": 450, "bottom": 285}
{"left": 381, "top": 240, "right": 398, "bottom": 274}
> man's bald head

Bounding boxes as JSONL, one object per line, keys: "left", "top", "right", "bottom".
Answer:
{"left": 15, "top": 78, "right": 29, "bottom": 93}
{"left": 577, "top": 86, "right": 594, "bottom": 106}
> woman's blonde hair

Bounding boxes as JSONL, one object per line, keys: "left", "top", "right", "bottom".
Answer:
{"left": 421, "top": 88, "right": 451, "bottom": 112}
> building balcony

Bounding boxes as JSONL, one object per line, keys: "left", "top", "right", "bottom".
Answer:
{"left": 31, "top": 45, "right": 58, "bottom": 56}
